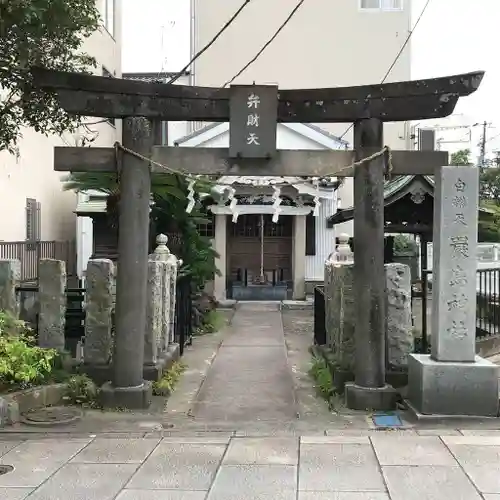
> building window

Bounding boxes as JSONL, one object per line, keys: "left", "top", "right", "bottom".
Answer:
{"left": 102, "top": 67, "right": 115, "bottom": 126}
{"left": 360, "top": 0, "right": 403, "bottom": 10}
{"left": 197, "top": 214, "right": 215, "bottom": 238}
{"left": 103, "top": 0, "right": 115, "bottom": 37}
{"left": 26, "top": 198, "right": 41, "bottom": 242}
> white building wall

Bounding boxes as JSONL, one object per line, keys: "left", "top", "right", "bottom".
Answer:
{"left": 305, "top": 198, "right": 336, "bottom": 282}
{"left": 0, "top": 0, "right": 122, "bottom": 243}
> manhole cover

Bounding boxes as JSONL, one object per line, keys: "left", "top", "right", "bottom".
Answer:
{"left": 0, "top": 465, "right": 14, "bottom": 475}
{"left": 21, "top": 406, "right": 82, "bottom": 426}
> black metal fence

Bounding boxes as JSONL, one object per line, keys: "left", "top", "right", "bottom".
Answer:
{"left": 0, "top": 240, "right": 77, "bottom": 282}
{"left": 313, "top": 286, "right": 327, "bottom": 346}
{"left": 15, "top": 274, "right": 195, "bottom": 357}
{"left": 174, "top": 275, "right": 193, "bottom": 355}
{"left": 415, "top": 267, "right": 500, "bottom": 353}
{"left": 314, "top": 267, "right": 500, "bottom": 355}
{"left": 16, "top": 283, "right": 85, "bottom": 354}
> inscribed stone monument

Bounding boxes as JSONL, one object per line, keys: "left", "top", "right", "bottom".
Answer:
{"left": 408, "top": 165, "right": 499, "bottom": 417}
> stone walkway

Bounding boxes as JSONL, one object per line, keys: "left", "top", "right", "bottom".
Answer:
{"left": 2, "top": 431, "right": 500, "bottom": 499}
{"left": 191, "top": 302, "right": 298, "bottom": 422}
{"left": 3, "top": 305, "right": 500, "bottom": 497}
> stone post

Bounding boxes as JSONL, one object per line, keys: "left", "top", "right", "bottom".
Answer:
{"left": 213, "top": 213, "right": 227, "bottom": 302}
{"left": 83, "top": 259, "right": 114, "bottom": 382}
{"left": 149, "top": 234, "right": 177, "bottom": 349}
{"left": 38, "top": 259, "right": 66, "bottom": 351}
{"left": 0, "top": 260, "right": 21, "bottom": 318}
{"left": 101, "top": 117, "right": 154, "bottom": 409}
{"left": 408, "top": 165, "right": 499, "bottom": 416}
{"left": 144, "top": 260, "right": 162, "bottom": 366}
{"left": 167, "top": 252, "right": 181, "bottom": 346}
{"left": 143, "top": 234, "right": 180, "bottom": 380}
{"left": 324, "top": 235, "right": 355, "bottom": 392}
{"left": 293, "top": 214, "right": 307, "bottom": 300}
{"left": 385, "top": 263, "right": 413, "bottom": 370}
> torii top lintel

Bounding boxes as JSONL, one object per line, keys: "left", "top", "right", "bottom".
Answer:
{"left": 31, "top": 67, "right": 484, "bottom": 124}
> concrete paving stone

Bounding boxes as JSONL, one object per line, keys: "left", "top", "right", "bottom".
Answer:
{"left": 299, "top": 443, "right": 384, "bottom": 491}
{"left": 442, "top": 436, "right": 500, "bottom": 446}
{"left": 382, "top": 465, "right": 482, "bottom": 500}
{"left": 461, "top": 430, "right": 500, "bottom": 436}
{"left": 70, "top": 438, "right": 160, "bottom": 464}
{"left": 26, "top": 463, "right": 137, "bottom": 500}
{"left": 301, "top": 436, "right": 370, "bottom": 444}
{"left": 447, "top": 446, "right": 500, "bottom": 493}
{"left": 416, "top": 429, "right": 462, "bottom": 436}
{"left": 0, "top": 439, "right": 91, "bottom": 487}
{"left": 449, "top": 445, "right": 500, "bottom": 466}
{"left": 116, "top": 490, "right": 208, "bottom": 500}
{"left": 159, "top": 435, "right": 232, "bottom": 444}
{"left": 325, "top": 429, "right": 416, "bottom": 436}
{"left": 300, "top": 443, "right": 379, "bottom": 467}
{"left": 207, "top": 464, "right": 297, "bottom": 499}
{"left": 126, "top": 443, "right": 226, "bottom": 490}
{"left": 0, "top": 488, "right": 33, "bottom": 500}
{"left": 370, "top": 435, "right": 457, "bottom": 466}
{"left": 0, "top": 441, "right": 21, "bottom": 457}
{"left": 463, "top": 467, "right": 500, "bottom": 494}
{"left": 223, "top": 437, "right": 298, "bottom": 465}
{"left": 299, "top": 465, "right": 386, "bottom": 492}
{"left": 299, "top": 494, "right": 390, "bottom": 500}
{"left": 483, "top": 495, "right": 500, "bottom": 499}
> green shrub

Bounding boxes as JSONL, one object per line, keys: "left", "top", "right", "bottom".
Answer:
{"left": 0, "top": 334, "right": 57, "bottom": 389}
{"left": 64, "top": 374, "right": 98, "bottom": 406}
{"left": 195, "top": 310, "right": 226, "bottom": 335}
{"left": 153, "top": 361, "right": 187, "bottom": 396}
{"left": 309, "top": 357, "right": 335, "bottom": 402}
{"left": 0, "top": 311, "right": 30, "bottom": 337}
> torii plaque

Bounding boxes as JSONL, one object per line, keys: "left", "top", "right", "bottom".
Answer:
{"left": 31, "top": 67, "right": 483, "bottom": 410}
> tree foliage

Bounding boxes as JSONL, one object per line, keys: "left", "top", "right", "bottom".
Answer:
{"left": 62, "top": 172, "right": 221, "bottom": 290}
{"left": 450, "top": 149, "right": 473, "bottom": 167}
{"left": 0, "top": 0, "right": 100, "bottom": 153}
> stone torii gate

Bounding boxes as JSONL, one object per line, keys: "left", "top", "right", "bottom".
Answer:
{"left": 31, "top": 67, "right": 483, "bottom": 410}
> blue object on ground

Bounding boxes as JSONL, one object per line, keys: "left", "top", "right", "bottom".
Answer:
{"left": 372, "top": 413, "right": 403, "bottom": 427}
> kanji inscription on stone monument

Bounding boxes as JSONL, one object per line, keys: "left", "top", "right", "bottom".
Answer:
{"left": 431, "top": 166, "right": 479, "bottom": 362}
{"left": 229, "top": 84, "right": 278, "bottom": 159}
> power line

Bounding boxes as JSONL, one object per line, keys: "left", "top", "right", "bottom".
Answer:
{"left": 223, "top": 0, "right": 306, "bottom": 88}
{"left": 339, "top": 0, "right": 433, "bottom": 142}
{"left": 166, "top": 0, "right": 253, "bottom": 85}
{"left": 486, "top": 131, "right": 500, "bottom": 144}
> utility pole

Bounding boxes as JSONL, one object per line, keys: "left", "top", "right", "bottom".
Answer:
{"left": 478, "top": 120, "right": 488, "bottom": 168}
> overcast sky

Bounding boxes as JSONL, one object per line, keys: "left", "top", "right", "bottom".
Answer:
{"left": 122, "top": 0, "right": 500, "bottom": 154}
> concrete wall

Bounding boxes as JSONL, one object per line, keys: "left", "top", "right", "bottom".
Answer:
{"left": 0, "top": 0, "right": 122, "bottom": 242}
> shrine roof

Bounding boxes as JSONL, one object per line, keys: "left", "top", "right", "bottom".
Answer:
{"left": 327, "top": 174, "right": 492, "bottom": 228}
{"left": 173, "top": 122, "right": 349, "bottom": 147}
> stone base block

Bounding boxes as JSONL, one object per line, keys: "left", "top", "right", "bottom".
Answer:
{"left": 81, "top": 364, "right": 112, "bottom": 386}
{"left": 408, "top": 354, "right": 500, "bottom": 417}
{"left": 217, "top": 299, "right": 237, "bottom": 309}
{"left": 143, "top": 344, "right": 181, "bottom": 381}
{"left": 345, "top": 382, "right": 397, "bottom": 411}
{"left": 333, "top": 369, "right": 354, "bottom": 394}
{"left": 100, "top": 381, "right": 153, "bottom": 410}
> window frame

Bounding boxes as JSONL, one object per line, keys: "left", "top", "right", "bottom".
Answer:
{"left": 359, "top": 0, "right": 403, "bottom": 11}
{"left": 102, "top": 0, "right": 115, "bottom": 38}
{"left": 25, "top": 198, "right": 41, "bottom": 243}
